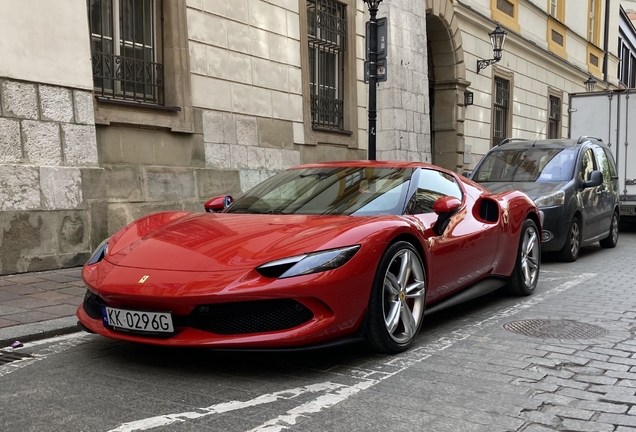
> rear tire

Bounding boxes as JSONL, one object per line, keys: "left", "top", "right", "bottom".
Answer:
{"left": 508, "top": 219, "right": 540, "bottom": 296}
{"left": 599, "top": 211, "right": 619, "bottom": 248}
{"left": 365, "top": 241, "right": 426, "bottom": 354}
{"left": 557, "top": 216, "right": 581, "bottom": 262}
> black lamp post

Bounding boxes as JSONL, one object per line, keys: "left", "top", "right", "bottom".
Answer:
{"left": 363, "top": 0, "right": 383, "bottom": 160}
{"left": 477, "top": 24, "right": 507, "bottom": 74}
{"left": 584, "top": 76, "right": 597, "bottom": 92}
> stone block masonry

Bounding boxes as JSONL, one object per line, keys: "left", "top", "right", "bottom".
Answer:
{"left": 0, "top": 78, "right": 100, "bottom": 275}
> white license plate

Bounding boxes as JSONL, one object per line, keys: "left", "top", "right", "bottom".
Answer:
{"left": 620, "top": 206, "right": 635, "bottom": 215}
{"left": 102, "top": 306, "right": 174, "bottom": 333}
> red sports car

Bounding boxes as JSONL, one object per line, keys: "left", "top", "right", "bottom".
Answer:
{"left": 77, "top": 161, "right": 542, "bottom": 353}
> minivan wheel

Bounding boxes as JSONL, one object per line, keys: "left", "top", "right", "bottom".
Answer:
{"left": 599, "top": 211, "right": 619, "bottom": 248}
{"left": 558, "top": 216, "right": 581, "bottom": 262}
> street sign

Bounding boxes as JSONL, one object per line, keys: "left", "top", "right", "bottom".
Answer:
{"left": 365, "top": 17, "right": 388, "bottom": 61}
{"left": 364, "top": 59, "right": 388, "bottom": 84}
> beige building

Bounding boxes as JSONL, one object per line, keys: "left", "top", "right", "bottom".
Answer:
{"left": 450, "top": 0, "right": 622, "bottom": 167}
{"left": 0, "top": 0, "right": 625, "bottom": 275}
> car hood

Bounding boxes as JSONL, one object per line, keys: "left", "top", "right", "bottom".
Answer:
{"left": 105, "top": 212, "right": 394, "bottom": 272}
{"left": 479, "top": 181, "right": 568, "bottom": 201}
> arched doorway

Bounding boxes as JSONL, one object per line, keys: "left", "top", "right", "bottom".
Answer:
{"left": 425, "top": 0, "right": 470, "bottom": 172}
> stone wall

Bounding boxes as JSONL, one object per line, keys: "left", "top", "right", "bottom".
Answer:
{"left": 0, "top": 78, "right": 101, "bottom": 274}
{"left": 375, "top": 0, "right": 432, "bottom": 162}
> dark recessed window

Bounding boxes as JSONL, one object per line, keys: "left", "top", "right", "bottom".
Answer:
{"left": 551, "top": 30, "right": 564, "bottom": 46}
{"left": 497, "top": 0, "right": 515, "bottom": 17}
{"left": 590, "top": 53, "right": 599, "bottom": 67}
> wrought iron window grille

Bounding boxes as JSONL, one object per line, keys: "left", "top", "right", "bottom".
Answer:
{"left": 88, "top": 0, "right": 165, "bottom": 106}
{"left": 493, "top": 78, "right": 510, "bottom": 147}
{"left": 548, "top": 96, "right": 561, "bottom": 138}
{"left": 308, "top": 0, "right": 347, "bottom": 131}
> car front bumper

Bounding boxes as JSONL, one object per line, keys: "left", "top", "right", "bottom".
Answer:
{"left": 76, "top": 257, "right": 377, "bottom": 349}
{"left": 537, "top": 205, "right": 569, "bottom": 252}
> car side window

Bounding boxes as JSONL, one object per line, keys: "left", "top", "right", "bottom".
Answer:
{"left": 408, "top": 169, "right": 462, "bottom": 214}
{"left": 592, "top": 146, "right": 612, "bottom": 185}
{"left": 579, "top": 149, "right": 596, "bottom": 182}
{"left": 602, "top": 148, "right": 618, "bottom": 179}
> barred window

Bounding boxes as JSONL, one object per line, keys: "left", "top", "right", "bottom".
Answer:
{"left": 493, "top": 77, "right": 510, "bottom": 147}
{"left": 548, "top": 95, "right": 561, "bottom": 139}
{"left": 88, "top": 0, "right": 164, "bottom": 105}
{"left": 307, "top": 0, "right": 347, "bottom": 131}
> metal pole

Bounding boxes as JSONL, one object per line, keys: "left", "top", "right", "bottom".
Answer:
{"left": 367, "top": 3, "right": 378, "bottom": 160}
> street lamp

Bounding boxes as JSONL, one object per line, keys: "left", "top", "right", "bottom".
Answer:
{"left": 363, "top": 0, "right": 383, "bottom": 160}
{"left": 584, "top": 76, "right": 597, "bottom": 92}
{"left": 477, "top": 24, "right": 507, "bottom": 74}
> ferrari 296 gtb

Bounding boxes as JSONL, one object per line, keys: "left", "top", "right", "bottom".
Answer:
{"left": 77, "top": 161, "right": 542, "bottom": 353}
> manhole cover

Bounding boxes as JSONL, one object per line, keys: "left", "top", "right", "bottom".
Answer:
{"left": 0, "top": 350, "right": 33, "bottom": 365}
{"left": 503, "top": 320, "right": 607, "bottom": 339}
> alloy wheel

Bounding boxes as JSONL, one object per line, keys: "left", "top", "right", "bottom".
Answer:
{"left": 569, "top": 221, "right": 580, "bottom": 258}
{"left": 520, "top": 224, "right": 540, "bottom": 288}
{"left": 382, "top": 249, "right": 426, "bottom": 344}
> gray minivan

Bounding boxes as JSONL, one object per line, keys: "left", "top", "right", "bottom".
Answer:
{"left": 471, "top": 136, "right": 620, "bottom": 262}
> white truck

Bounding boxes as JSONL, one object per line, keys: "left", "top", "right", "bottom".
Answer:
{"left": 569, "top": 89, "right": 636, "bottom": 222}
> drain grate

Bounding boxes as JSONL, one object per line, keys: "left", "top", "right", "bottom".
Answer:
{"left": 0, "top": 350, "right": 33, "bottom": 365}
{"left": 503, "top": 320, "right": 607, "bottom": 339}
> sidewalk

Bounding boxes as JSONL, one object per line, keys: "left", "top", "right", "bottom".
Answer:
{"left": 0, "top": 267, "right": 86, "bottom": 347}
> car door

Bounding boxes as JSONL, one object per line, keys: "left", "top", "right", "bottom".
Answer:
{"left": 577, "top": 147, "right": 603, "bottom": 239}
{"left": 408, "top": 168, "right": 499, "bottom": 303}
{"left": 592, "top": 145, "right": 617, "bottom": 233}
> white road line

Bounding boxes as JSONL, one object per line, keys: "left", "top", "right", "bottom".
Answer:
{"left": 109, "top": 272, "right": 595, "bottom": 432}
{"left": 0, "top": 332, "right": 91, "bottom": 378}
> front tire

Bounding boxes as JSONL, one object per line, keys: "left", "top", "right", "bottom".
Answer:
{"left": 365, "top": 241, "right": 426, "bottom": 353}
{"left": 558, "top": 216, "right": 581, "bottom": 262}
{"left": 508, "top": 219, "right": 540, "bottom": 296}
{"left": 599, "top": 211, "right": 619, "bottom": 248}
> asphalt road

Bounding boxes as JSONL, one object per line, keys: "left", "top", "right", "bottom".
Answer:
{"left": 2, "top": 225, "right": 636, "bottom": 432}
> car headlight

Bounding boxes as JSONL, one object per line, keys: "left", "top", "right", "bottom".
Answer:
{"left": 534, "top": 191, "right": 565, "bottom": 207}
{"left": 87, "top": 238, "right": 109, "bottom": 265}
{"left": 257, "top": 245, "right": 361, "bottom": 279}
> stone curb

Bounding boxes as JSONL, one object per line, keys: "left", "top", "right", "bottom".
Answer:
{"left": 0, "top": 317, "right": 80, "bottom": 349}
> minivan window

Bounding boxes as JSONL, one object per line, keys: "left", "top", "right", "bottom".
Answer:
{"left": 602, "top": 148, "right": 618, "bottom": 178}
{"left": 593, "top": 146, "right": 613, "bottom": 184}
{"left": 473, "top": 147, "right": 578, "bottom": 182}
{"left": 579, "top": 149, "right": 596, "bottom": 182}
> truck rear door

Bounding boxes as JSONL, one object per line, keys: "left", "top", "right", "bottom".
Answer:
{"left": 616, "top": 91, "right": 636, "bottom": 216}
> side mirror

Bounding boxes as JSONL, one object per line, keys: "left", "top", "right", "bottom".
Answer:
{"left": 462, "top": 172, "right": 471, "bottom": 178}
{"left": 583, "top": 170, "right": 603, "bottom": 188}
{"left": 433, "top": 196, "right": 462, "bottom": 215}
{"left": 204, "top": 195, "right": 233, "bottom": 213}
{"left": 433, "top": 196, "right": 462, "bottom": 236}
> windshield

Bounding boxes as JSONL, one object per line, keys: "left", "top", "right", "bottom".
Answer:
{"left": 473, "top": 147, "right": 577, "bottom": 182}
{"left": 226, "top": 167, "right": 414, "bottom": 216}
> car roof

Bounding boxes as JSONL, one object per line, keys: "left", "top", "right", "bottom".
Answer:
{"left": 492, "top": 137, "right": 608, "bottom": 151}
{"left": 291, "top": 160, "right": 442, "bottom": 170}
